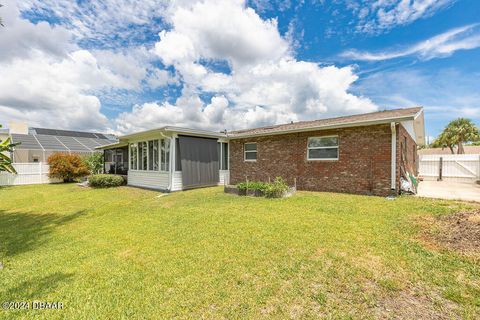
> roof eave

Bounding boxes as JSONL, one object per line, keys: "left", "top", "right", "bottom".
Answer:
{"left": 228, "top": 114, "right": 418, "bottom": 139}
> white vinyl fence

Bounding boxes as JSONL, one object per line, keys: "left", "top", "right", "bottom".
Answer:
{"left": 0, "top": 163, "right": 61, "bottom": 186}
{"left": 419, "top": 154, "right": 480, "bottom": 182}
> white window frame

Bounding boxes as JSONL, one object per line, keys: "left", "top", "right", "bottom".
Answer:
{"left": 129, "top": 138, "right": 170, "bottom": 172}
{"left": 307, "top": 135, "right": 339, "bottom": 161}
{"left": 244, "top": 142, "right": 257, "bottom": 162}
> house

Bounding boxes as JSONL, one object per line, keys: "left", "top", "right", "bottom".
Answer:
{"left": 229, "top": 107, "right": 424, "bottom": 196}
{"left": 99, "top": 107, "right": 425, "bottom": 196}
{"left": 5, "top": 122, "right": 117, "bottom": 163}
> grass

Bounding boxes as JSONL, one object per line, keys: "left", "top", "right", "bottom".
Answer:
{"left": 0, "top": 184, "right": 479, "bottom": 319}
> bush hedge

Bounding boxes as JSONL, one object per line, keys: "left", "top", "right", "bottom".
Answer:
{"left": 236, "top": 177, "right": 290, "bottom": 198}
{"left": 88, "top": 174, "right": 126, "bottom": 188}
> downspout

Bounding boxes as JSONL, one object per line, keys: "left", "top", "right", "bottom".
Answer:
{"left": 390, "top": 122, "right": 397, "bottom": 192}
{"left": 160, "top": 132, "right": 172, "bottom": 192}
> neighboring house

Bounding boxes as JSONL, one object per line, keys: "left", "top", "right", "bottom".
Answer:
{"left": 419, "top": 146, "right": 480, "bottom": 155}
{"left": 100, "top": 107, "right": 425, "bottom": 196}
{"left": 6, "top": 122, "right": 117, "bottom": 163}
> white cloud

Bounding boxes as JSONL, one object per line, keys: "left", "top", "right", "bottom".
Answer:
{"left": 0, "top": 0, "right": 75, "bottom": 62}
{"left": 341, "top": 24, "right": 480, "bottom": 61}
{"left": 18, "top": 0, "right": 170, "bottom": 47}
{"left": 155, "top": 0, "right": 288, "bottom": 68}
{"left": 117, "top": 0, "right": 377, "bottom": 133}
{"left": 356, "top": 0, "right": 455, "bottom": 34}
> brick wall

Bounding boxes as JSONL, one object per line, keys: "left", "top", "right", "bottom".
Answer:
{"left": 396, "top": 123, "right": 418, "bottom": 189}
{"left": 229, "top": 124, "right": 395, "bottom": 196}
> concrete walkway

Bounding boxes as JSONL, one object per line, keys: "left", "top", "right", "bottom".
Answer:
{"left": 417, "top": 180, "right": 480, "bottom": 202}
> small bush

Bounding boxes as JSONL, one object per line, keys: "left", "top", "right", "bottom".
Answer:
{"left": 48, "top": 152, "right": 90, "bottom": 182}
{"left": 88, "top": 174, "right": 126, "bottom": 188}
{"left": 237, "top": 181, "right": 268, "bottom": 192}
{"left": 84, "top": 153, "right": 104, "bottom": 175}
{"left": 235, "top": 177, "right": 291, "bottom": 198}
{"left": 264, "top": 177, "right": 289, "bottom": 198}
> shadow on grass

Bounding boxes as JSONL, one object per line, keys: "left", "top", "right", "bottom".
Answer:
{"left": 0, "top": 210, "right": 87, "bottom": 257}
{"left": 2, "top": 272, "right": 75, "bottom": 300}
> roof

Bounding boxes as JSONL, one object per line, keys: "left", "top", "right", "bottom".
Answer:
{"left": 419, "top": 146, "right": 480, "bottom": 155}
{"left": 229, "top": 107, "right": 423, "bottom": 138}
{"left": 11, "top": 133, "right": 116, "bottom": 152}
{"left": 30, "top": 127, "right": 116, "bottom": 140}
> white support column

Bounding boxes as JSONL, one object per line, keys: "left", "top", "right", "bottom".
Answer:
{"left": 391, "top": 122, "right": 397, "bottom": 191}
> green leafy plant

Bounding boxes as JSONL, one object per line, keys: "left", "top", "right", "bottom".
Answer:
{"left": 88, "top": 174, "right": 126, "bottom": 188}
{"left": 264, "top": 177, "right": 289, "bottom": 198}
{"left": 84, "top": 152, "right": 104, "bottom": 175}
{"left": 237, "top": 181, "right": 268, "bottom": 191}
{"left": 0, "top": 124, "right": 19, "bottom": 174}
{"left": 48, "top": 152, "right": 90, "bottom": 182}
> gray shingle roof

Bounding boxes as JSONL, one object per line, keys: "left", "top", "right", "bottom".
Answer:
{"left": 229, "top": 107, "right": 423, "bottom": 138}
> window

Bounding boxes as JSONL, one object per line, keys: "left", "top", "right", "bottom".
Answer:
{"left": 130, "top": 143, "right": 137, "bottom": 170}
{"left": 244, "top": 143, "right": 257, "bottom": 161}
{"left": 218, "top": 142, "right": 229, "bottom": 170}
{"left": 160, "top": 139, "right": 170, "bottom": 171}
{"left": 222, "top": 142, "right": 228, "bottom": 170}
{"left": 148, "top": 141, "right": 154, "bottom": 170}
{"left": 138, "top": 141, "right": 147, "bottom": 170}
{"left": 153, "top": 140, "right": 159, "bottom": 171}
{"left": 130, "top": 138, "right": 169, "bottom": 171}
{"left": 307, "top": 136, "right": 339, "bottom": 160}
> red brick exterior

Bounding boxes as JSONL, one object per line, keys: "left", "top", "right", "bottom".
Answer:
{"left": 396, "top": 123, "right": 418, "bottom": 190}
{"left": 230, "top": 124, "right": 400, "bottom": 196}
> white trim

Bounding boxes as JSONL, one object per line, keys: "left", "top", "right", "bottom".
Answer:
{"left": 244, "top": 142, "right": 257, "bottom": 162}
{"left": 72, "top": 137, "right": 93, "bottom": 151}
{"left": 306, "top": 135, "right": 339, "bottom": 161}
{"left": 391, "top": 122, "right": 397, "bottom": 190}
{"left": 53, "top": 136, "right": 71, "bottom": 153}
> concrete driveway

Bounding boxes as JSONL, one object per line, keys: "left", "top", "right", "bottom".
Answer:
{"left": 417, "top": 180, "right": 480, "bottom": 202}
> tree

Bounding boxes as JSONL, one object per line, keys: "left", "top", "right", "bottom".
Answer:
{"left": 48, "top": 153, "right": 90, "bottom": 182}
{"left": 0, "top": 124, "right": 19, "bottom": 174}
{"left": 84, "top": 152, "right": 104, "bottom": 175}
{"left": 432, "top": 118, "right": 480, "bottom": 154}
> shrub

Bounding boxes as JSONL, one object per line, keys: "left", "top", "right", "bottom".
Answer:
{"left": 84, "top": 152, "right": 104, "bottom": 175}
{"left": 48, "top": 153, "right": 90, "bottom": 182}
{"left": 264, "top": 177, "right": 289, "bottom": 198}
{"left": 88, "top": 174, "right": 126, "bottom": 188}
{"left": 237, "top": 181, "right": 268, "bottom": 191}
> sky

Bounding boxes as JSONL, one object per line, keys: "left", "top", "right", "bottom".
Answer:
{"left": 0, "top": 0, "right": 479, "bottom": 140}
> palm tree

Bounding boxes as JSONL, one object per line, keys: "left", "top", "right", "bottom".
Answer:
{"left": 432, "top": 118, "right": 480, "bottom": 154}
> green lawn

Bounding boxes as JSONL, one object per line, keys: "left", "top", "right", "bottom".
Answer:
{"left": 0, "top": 184, "right": 479, "bottom": 319}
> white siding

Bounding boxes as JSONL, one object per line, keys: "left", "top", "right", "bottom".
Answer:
{"left": 169, "top": 170, "right": 230, "bottom": 191}
{"left": 171, "top": 171, "right": 183, "bottom": 191}
{"left": 127, "top": 170, "right": 169, "bottom": 190}
{"left": 0, "top": 163, "right": 61, "bottom": 186}
{"left": 219, "top": 170, "right": 230, "bottom": 185}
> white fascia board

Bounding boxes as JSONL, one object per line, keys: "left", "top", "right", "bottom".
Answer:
{"left": 164, "top": 126, "right": 226, "bottom": 138}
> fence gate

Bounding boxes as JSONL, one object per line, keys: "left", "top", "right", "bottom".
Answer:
{"left": 419, "top": 154, "right": 480, "bottom": 182}
{"left": 0, "top": 163, "right": 60, "bottom": 186}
